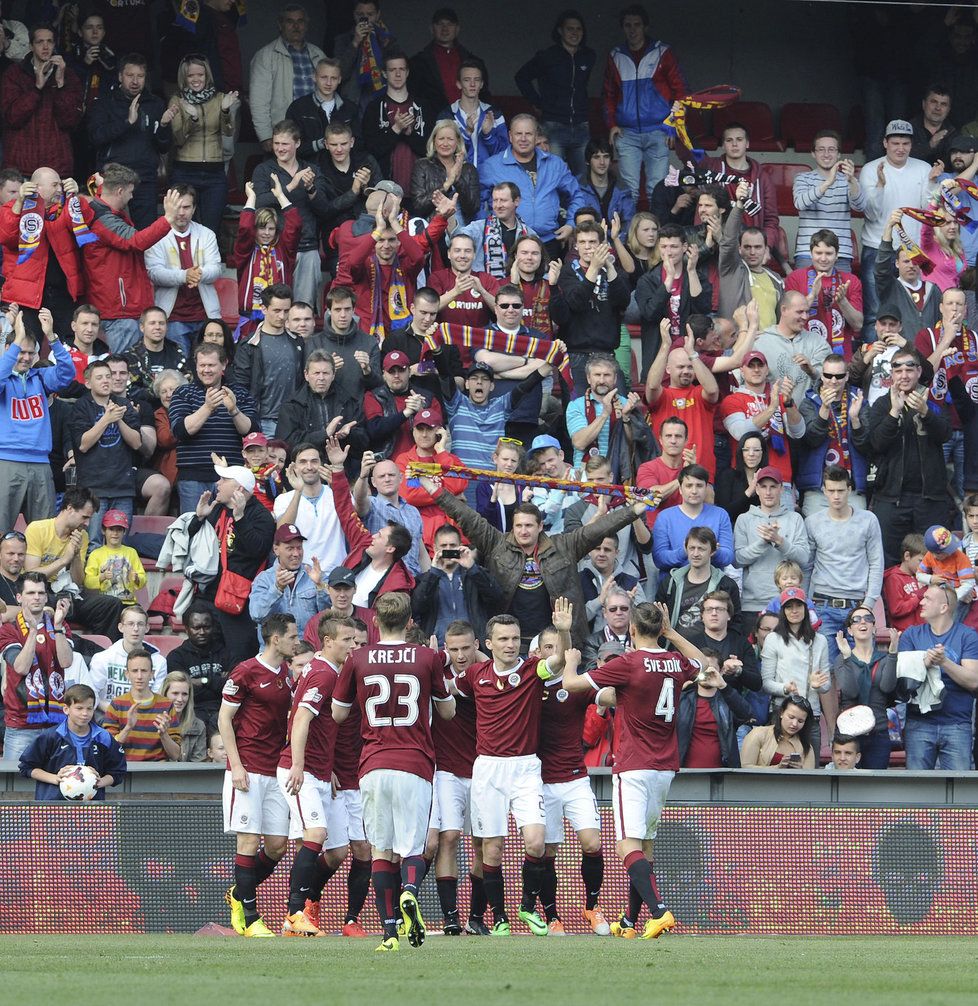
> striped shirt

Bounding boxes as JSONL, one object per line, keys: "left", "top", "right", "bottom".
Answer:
{"left": 445, "top": 389, "right": 512, "bottom": 469}
{"left": 105, "top": 692, "right": 181, "bottom": 761}
{"left": 168, "top": 381, "right": 259, "bottom": 481}
{"left": 792, "top": 169, "right": 867, "bottom": 261}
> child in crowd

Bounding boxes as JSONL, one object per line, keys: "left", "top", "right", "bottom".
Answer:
{"left": 917, "top": 525, "right": 976, "bottom": 604}
{"left": 764, "top": 560, "right": 821, "bottom": 629}
{"left": 240, "top": 433, "right": 281, "bottom": 511}
{"left": 882, "top": 533, "right": 927, "bottom": 631}
{"left": 83, "top": 510, "right": 146, "bottom": 604}
{"left": 206, "top": 728, "right": 227, "bottom": 763}
{"left": 18, "top": 684, "right": 127, "bottom": 801}
{"left": 231, "top": 177, "right": 302, "bottom": 338}
{"left": 161, "top": 671, "right": 207, "bottom": 762}
{"left": 825, "top": 733, "right": 862, "bottom": 771}
{"left": 105, "top": 650, "right": 182, "bottom": 762}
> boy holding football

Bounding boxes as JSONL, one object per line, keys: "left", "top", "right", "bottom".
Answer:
{"left": 18, "top": 684, "right": 126, "bottom": 801}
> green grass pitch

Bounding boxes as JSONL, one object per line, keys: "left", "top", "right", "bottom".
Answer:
{"left": 2, "top": 935, "right": 976, "bottom": 1005}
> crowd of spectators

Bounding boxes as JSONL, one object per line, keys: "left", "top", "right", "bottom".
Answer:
{"left": 3, "top": 0, "right": 978, "bottom": 788}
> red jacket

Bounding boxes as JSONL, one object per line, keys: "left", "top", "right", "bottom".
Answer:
{"left": 882, "top": 564, "right": 926, "bottom": 631}
{"left": 0, "top": 199, "right": 86, "bottom": 308}
{"left": 80, "top": 197, "right": 171, "bottom": 319}
{"left": 333, "top": 469, "right": 416, "bottom": 600}
{"left": 1, "top": 58, "right": 83, "bottom": 177}
{"left": 229, "top": 206, "right": 302, "bottom": 315}
{"left": 394, "top": 444, "right": 468, "bottom": 550}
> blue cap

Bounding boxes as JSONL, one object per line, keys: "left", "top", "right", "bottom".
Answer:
{"left": 528, "top": 434, "right": 561, "bottom": 455}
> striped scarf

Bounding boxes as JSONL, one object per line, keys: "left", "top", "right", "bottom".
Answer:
{"left": 357, "top": 21, "right": 394, "bottom": 93}
{"left": 422, "top": 322, "right": 573, "bottom": 392}
{"left": 18, "top": 193, "right": 95, "bottom": 264}
{"left": 482, "top": 215, "right": 527, "bottom": 279}
{"left": 369, "top": 253, "right": 411, "bottom": 339}
{"left": 18, "top": 612, "right": 67, "bottom": 725}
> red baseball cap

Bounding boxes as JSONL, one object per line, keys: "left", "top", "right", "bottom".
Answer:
{"left": 101, "top": 509, "right": 129, "bottom": 529}
{"left": 743, "top": 350, "right": 768, "bottom": 367}
{"left": 755, "top": 466, "right": 782, "bottom": 484}
{"left": 413, "top": 408, "right": 439, "bottom": 428}
{"left": 780, "top": 587, "right": 807, "bottom": 605}
{"left": 383, "top": 350, "right": 410, "bottom": 371}
{"left": 242, "top": 432, "right": 268, "bottom": 449}
{"left": 273, "top": 523, "right": 305, "bottom": 544}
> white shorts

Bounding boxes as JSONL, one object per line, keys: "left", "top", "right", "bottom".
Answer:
{"left": 430, "top": 770, "right": 472, "bottom": 834}
{"left": 275, "top": 767, "right": 347, "bottom": 846}
{"left": 223, "top": 769, "right": 290, "bottom": 836}
{"left": 332, "top": 788, "right": 366, "bottom": 844}
{"left": 612, "top": 769, "right": 675, "bottom": 842}
{"left": 543, "top": 777, "right": 601, "bottom": 845}
{"left": 471, "top": 754, "right": 545, "bottom": 838}
{"left": 360, "top": 769, "right": 432, "bottom": 858}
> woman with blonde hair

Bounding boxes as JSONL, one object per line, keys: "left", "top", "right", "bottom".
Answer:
{"left": 617, "top": 211, "right": 661, "bottom": 324}
{"left": 161, "top": 670, "right": 207, "bottom": 762}
{"left": 411, "top": 118, "right": 480, "bottom": 221}
{"left": 167, "top": 54, "right": 239, "bottom": 233}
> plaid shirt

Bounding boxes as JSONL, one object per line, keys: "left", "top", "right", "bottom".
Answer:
{"left": 288, "top": 45, "right": 315, "bottom": 101}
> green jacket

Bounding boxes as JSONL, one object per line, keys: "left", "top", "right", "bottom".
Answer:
{"left": 435, "top": 489, "right": 642, "bottom": 646}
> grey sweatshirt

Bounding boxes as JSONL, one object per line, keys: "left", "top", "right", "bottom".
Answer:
{"left": 805, "top": 507, "right": 884, "bottom": 605}
{"left": 734, "top": 502, "right": 810, "bottom": 612}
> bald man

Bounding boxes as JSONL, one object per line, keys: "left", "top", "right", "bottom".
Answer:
{"left": 0, "top": 167, "right": 87, "bottom": 343}
{"left": 752, "top": 290, "right": 832, "bottom": 405}
{"left": 645, "top": 320, "right": 721, "bottom": 479}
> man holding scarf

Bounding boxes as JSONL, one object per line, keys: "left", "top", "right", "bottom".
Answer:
{"left": 0, "top": 169, "right": 94, "bottom": 345}
{"left": 785, "top": 229, "right": 863, "bottom": 361}
{"left": 335, "top": 0, "right": 400, "bottom": 114}
{"left": 0, "top": 573, "right": 73, "bottom": 763}
{"left": 449, "top": 181, "right": 535, "bottom": 278}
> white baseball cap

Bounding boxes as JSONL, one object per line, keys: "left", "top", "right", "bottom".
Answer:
{"left": 215, "top": 465, "right": 257, "bottom": 493}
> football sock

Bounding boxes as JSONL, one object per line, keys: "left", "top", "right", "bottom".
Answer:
{"left": 469, "top": 872, "right": 487, "bottom": 920}
{"left": 624, "top": 880, "right": 642, "bottom": 928}
{"left": 311, "top": 853, "right": 339, "bottom": 901}
{"left": 539, "top": 855, "right": 559, "bottom": 921}
{"left": 581, "top": 851, "right": 604, "bottom": 911}
{"left": 234, "top": 853, "right": 259, "bottom": 925}
{"left": 372, "top": 860, "right": 400, "bottom": 938}
{"left": 625, "top": 851, "right": 667, "bottom": 920}
{"left": 254, "top": 848, "right": 279, "bottom": 885}
{"left": 401, "top": 855, "right": 427, "bottom": 898}
{"left": 345, "top": 857, "right": 371, "bottom": 923}
{"left": 483, "top": 863, "right": 507, "bottom": 922}
{"left": 520, "top": 854, "right": 545, "bottom": 913}
{"left": 437, "top": 875, "right": 459, "bottom": 920}
{"left": 288, "top": 841, "right": 322, "bottom": 915}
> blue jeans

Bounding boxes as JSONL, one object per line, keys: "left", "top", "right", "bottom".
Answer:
{"left": 860, "top": 245, "right": 879, "bottom": 342}
{"left": 89, "top": 496, "right": 134, "bottom": 549}
{"left": 102, "top": 318, "right": 142, "bottom": 354}
{"left": 814, "top": 599, "right": 858, "bottom": 664}
{"left": 178, "top": 478, "right": 215, "bottom": 516}
{"left": 615, "top": 129, "right": 669, "bottom": 202}
{"left": 543, "top": 121, "right": 590, "bottom": 178}
{"left": 165, "top": 322, "right": 198, "bottom": 358}
{"left": 859, "top": 729, "right": 891, "bottom": 770}
{"left": 260, "top": 418, "right": 278, "bottom": 437}
{"left": 169, "top": 164, "right": 229, "bottom": 236}
{"left": 3, "top": 725, "right": 43, "bottom": 763}
{"left": 904, "top": 718, "right": 973, "bottom": 770}
{"left": 943, "top": 428, "right": 965, "bottom": 504}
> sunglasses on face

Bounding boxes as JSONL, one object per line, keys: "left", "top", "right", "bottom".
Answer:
{"left": 605, "top": 605, "right": 630, "bottom": 613}
{"left": 497, "top": 302, "right": 523, "bottom": 309}
{"left": 822, "top": 372, "right": 847, "bottom": 380}
{"left": 849, "top": 614, "right": 876, "bottom": 625}
{"left": 891, "top": 363, "right": 920, "bottom": 371}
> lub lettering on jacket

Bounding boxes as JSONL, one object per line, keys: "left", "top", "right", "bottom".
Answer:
{"left": 368, "top": 647, "right": 418, "bottom": 664}
{"left": 10, "top": 395, "right": 44, "bottom": 421}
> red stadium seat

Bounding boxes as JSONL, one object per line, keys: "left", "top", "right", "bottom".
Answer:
{"left": 713, "top": 101, "right": 784, "bottom": 152}
{"left": 13, "top": 513, "right": 26, "bottom": 532}
{"left": 764, "top": 162, "right": 811, "bottom": 218}
{"left": 76, "top": 633, "right": 112, "bottom": 650}
{"left": 215, "top": 278, "right": 241, "bottom": 328}
{"left": 130, "top": 515, "right": 175, "bottom": 538}
{"left": 145, "top": 634, "right": 186, "bottom": 657}
{"left": 136, "top": 587, "right": 164, "bottom": 632}
{"left": 780, "top": 103, "right": 843, "bottom": 151}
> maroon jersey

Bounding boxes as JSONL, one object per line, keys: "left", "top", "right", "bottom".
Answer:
{"left": 221, "top": 656, "right": 293, "bottom": 775}
{"left": 585, "top": 647, "right": 699, "bottom": 773}
{"left": 333, "top": 642, "right": 451, "bottom": 782}
{"left": 432, "top": 662, "right": 478, "bottom": 778}
{"left": 278, "top": 657, "right": 340, "bottom": 781}
{"left": 0, "top": 618, "right": 72, "bottom": 730}
{"left": 456, "top": 656, "right": 549, "bottom": 758}
{"left": 332, "top": 704, "right": 363, "bottom": 790}
{"left": 428, "top": 269, "right": 501, "bottom": 328}
{"left": 539, "top": 679, "right": 592, "bottom": 784}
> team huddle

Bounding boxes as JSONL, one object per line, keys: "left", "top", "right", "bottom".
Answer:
{"left": 219, "top": 589, "right": 705, "bottom": 949}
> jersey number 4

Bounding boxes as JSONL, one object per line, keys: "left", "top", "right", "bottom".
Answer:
{"left": 364, "top": 674, "right": 421, "bottom": 727}
{"left": 654, "top": 678, "right": 675, "bottom": 723}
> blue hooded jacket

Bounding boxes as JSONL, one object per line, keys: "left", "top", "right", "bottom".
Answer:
{"left": 0, "top": 339, "right": 75, "bottom": 463}
{"left": 19, "top": 719, "right": 127, "bottom": 801}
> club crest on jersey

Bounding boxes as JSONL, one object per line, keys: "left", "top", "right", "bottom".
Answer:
{"left": 556, "top": 688, "right": 569, "bottom": 702}
{"left": 508, "top": 671, "right": 521, "bottom": 687}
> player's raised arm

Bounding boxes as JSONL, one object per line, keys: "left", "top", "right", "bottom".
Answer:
{"left": 561, "top": 647, "right": 590, "bottom": 693}
{"left": 654, "top": 601, "right": 710, "bottom": 668}
{"left": 543, "top": 597, "right": 574, "bottom": 677}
